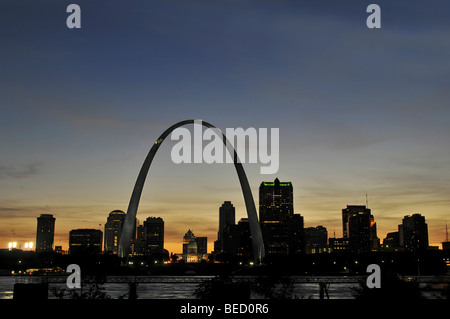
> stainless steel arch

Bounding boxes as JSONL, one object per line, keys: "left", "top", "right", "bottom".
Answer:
{"left": 118, "top": 120, "right": 265, "bottom": 263}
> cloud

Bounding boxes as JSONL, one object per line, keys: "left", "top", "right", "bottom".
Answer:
{"left": 0, "top": 161, "right": 42, "bottom": 180}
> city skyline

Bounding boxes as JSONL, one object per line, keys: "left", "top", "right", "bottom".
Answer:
{"left": 2, "top": 186, "right": 447, "bottom": 256}
{"left": 1, "top": 1, "right": 449, "bottom": 254}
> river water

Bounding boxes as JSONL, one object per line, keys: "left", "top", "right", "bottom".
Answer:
{"left": 0, "top": 276, "right": 446, "bottom": 299}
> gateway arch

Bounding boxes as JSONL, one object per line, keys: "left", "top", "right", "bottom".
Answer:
{"left": 118, "top": 120, "right": 265, "bottom": 263}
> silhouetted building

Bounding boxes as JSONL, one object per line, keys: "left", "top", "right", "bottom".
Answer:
{"left": 348, "top": 212, "right": 371, "bottom": 253}
{"left": 214, "top": 201, "right": 235, "bottom": 252}
{"left": 36, "top": 214, "right": 55, "bottom": 252}
{"left": 144, "top": 217, "right": 165, "bottom": 252}
{"left": 342, "top": 205, "right": 378, "bottom": 253}
{"left": 291, "top": 214, "right": 306, "bottom": 254}
{"left": 369, "top": 215, "right": 380, "bottom": 250}
{"left": 132, "top": 217, "right": 164, "bottom": 255}
{"left": 54, "top": 246, "right": 67, "bottom": 255}
{"left": 443, "top": 226, "right": 450, "bottom": 251}
{"left": 236, "top": 218, "right": 253, "bottom": 256}
{"left": 222, "top": 218, "right": 253, "bottom": 258}
{"left": 259, "top": 178, "right": 294, "bottom": 255}
{"left": 342, "top": 205, "right": 368, "bottom": 238}
{"left": 104, "top": 210, "right": 126, "bottom": 254}
{"left": 329, "top": 237, "right": 349, "bottom": 252}
{"left": 305, "top": 226, "right": 328, "bottom": 254}
{"left": 383, "top": 231, "right": 401, "bottom": 251}
{"left": 69, "top": 229, "right": 103, "bottom": 254}
{"left": 401, "top": 214, "right": 429, "bottom": 252}
{"left": 196, "top": 237, "right": 207, "bottom": 255}
{"left": 222, "top": 224, "right": 238, "bottom": 254}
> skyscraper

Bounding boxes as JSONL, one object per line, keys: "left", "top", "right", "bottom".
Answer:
{"left": 259, "top": 178, "right": 294, "bottom": 255}
{"left": 292, "top": 214, "right": 306, "bottom": 254}
{"left": 196, "top": 236, "right": 207, "bottom": 256}
{"left": 36, "top": 214, "right": 55, "bottom": 252}
{"left": 401, "top": 214, "right": 429, "bottom": 252}
{"left": 342, "top": 205, "right": 378, "bottom": 253}
{"left": 143, "top": 217, "right": 165, "bottom": 252}
{"left": 342, "top": 205, "right": 370, "bottom": 238}
{"left": 104, "top": 210, "right": 126, "bottom": 254}
{"left": 222, "top": 218, "right": 253, "bottom": 258}
{"left": 348, "top": 211, "right": 371, "bottom": 253}
{"left": 132, "top": 217, "right": 165, "bottom": 255}
{"left": 215, "top": 201, "right": 235, "bottom": 252}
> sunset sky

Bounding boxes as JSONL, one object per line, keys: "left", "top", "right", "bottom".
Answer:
{"left": 1, "top": 0, "right": 449, "bottom": 254}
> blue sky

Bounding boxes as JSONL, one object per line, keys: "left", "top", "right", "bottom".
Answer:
{"left": 1, "top": 0, "right": 449, "bottom": 252}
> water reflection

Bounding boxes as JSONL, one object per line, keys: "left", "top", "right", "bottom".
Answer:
{"left": 0, "top": 276, "right": 446, "bottom": 299}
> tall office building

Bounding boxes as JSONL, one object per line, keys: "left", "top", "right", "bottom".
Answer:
{"left": 36, "top": 214, "right": 55, "bottom": 252}
{"left": 69, "top": 229, "right": 103, "bottom": 254}
{"left": 222, "top": 218, "right": 253, "bottom": 257}
{"left": 369, "top": 214, "right": 379, "bottom": 250}
{"left": 196, "top": 236, "right": 208, "bottom": 255}
{"left": 215, "top": 201, "right": 235, "bottom": 252}
{"left": 143, "top": 217, "right": 165, "bottom": 252}
{"left": 342, "top": 205, "right": 378, "bottom": 253}
{"left": 401, "top": 214, "right": 429, "bottom": 252}
{"left": 132, "top": 217, "right": 165, "bottom": 255}
{"left": 348, "top": 211, "right": 371, "bottom": 253}
{"left": 342, "top": 205, "right": 370, "bottom": 238}
{"left": 292, "top": 214, "right": 306, "bottom": 254}
{"left": 132, "top": 225, "right": 145, "bottom": 255}
{"left": 104, "top": 210, "right": 126, "bottom": 254}
{"left": 259, "top": 178, "right": 294, "bottom": 255}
